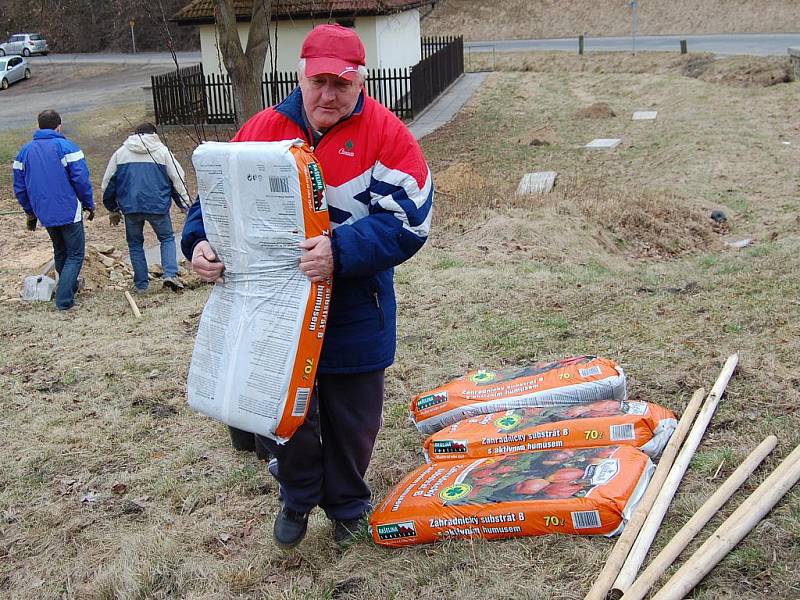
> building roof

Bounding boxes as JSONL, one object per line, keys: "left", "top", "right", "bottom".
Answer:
{"left": 172, "top": 0, "right": 433, "bottom": 24}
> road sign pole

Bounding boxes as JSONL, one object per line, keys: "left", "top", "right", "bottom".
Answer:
{"left": 130, "top": 20, "right": 136, "bottom": 54}
{"left": 630, "top": 0, "right": 638, "bottom": 54}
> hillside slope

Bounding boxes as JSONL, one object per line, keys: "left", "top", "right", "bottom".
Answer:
{"left": 422, "top": 0, "right": 800, "bottom": 40}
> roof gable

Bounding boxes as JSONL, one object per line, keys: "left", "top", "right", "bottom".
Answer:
{"left": 173, "top": 0, "right": 432, "bottom": 24}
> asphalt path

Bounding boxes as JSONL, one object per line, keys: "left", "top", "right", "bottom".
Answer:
{"left": 466, "top": 33, "right": 800, "bottom": 56}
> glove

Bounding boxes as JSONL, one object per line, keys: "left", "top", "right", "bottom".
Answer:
{"left": 25, "top": 214, "right": 37, "bottom": 231}
{"left": 109, "top": 212, "right": 122, "bottom": 227}
{"left": 85, "top": 208, "right": 95, "bottom": 221}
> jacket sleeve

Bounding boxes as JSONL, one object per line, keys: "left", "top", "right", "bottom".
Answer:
{"left": 63, "top": 143, "right": 95, "bottom": 210}
{"left": 101, "top": 151, "right": 120, "bottom": 212}
{"left": 165, "top": 151, "right": 191, "bottom": 210}
{"left": 180, "top": 199, "right": 206, "bottom": 261}
{"left": 12, "top": 150, "right": 32, "bottom": 215}
{"left": 330, "top": 129, "right": 433, "bottom": 278}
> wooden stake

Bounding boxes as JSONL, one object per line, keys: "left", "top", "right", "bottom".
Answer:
{"left": 582, "top": 387, "right": 705, "bottom": 600}
{"left": 610, "top": 354, "right": 739, "bottom": 596}
{"left": 124, "top": 290, "right": 142, "bottom": 318}
{"left": 620, "top": 435, "right": 778, "bottom": 600}
{"left": 650, "top": 442, "right": 800, "bottom": 600}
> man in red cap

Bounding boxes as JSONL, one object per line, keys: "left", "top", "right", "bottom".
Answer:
{"left": 182, "top": 24, "right": 433, "bottom": 548}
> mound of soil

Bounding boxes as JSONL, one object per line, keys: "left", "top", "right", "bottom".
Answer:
{"left": 575, "top": 102, "right": 617, "bottom": 119}
{"left": 560, "top": 181, "right": 721, "bottom": 259}
{"left": 683, "top": 56, "right": 793, "bottom": 87}
{"left": 79, "top": 244, "right": 136, "bottom": 291}
{"left": 522, "top": 125, "right": 562, "bottom": 146}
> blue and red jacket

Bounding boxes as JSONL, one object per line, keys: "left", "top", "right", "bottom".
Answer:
{"left": 13, "top": 129, "right": 94, "bottom": 227}
{"left": 182, "top": 88, "right": 433, "bottom": 374}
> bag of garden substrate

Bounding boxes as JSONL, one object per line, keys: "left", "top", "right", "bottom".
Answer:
{"left": 411, "top": 356, "right": 626, "bottom": 434}
{"left": 424, "top": 400, "right": 677, "bottom": 462}
{"left": 370, "top": 445, "right": 653, "bottom": 547}
{"left": 187, "top": 140, "right": 332, "bottom": 444}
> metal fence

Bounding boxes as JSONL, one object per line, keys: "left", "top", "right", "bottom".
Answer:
{"left": 152, "top": 36, "right": 463, "bottom": 126}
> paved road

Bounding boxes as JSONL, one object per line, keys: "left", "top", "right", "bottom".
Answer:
{"left": 465, "top": 33, "right": 800, "bottom": 56}
{"left": 22, "top": 51, "right": 200, "bottom": 65}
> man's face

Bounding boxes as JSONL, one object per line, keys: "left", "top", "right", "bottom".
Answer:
{"left": 299, "top": 72, "right": 362, "bottom": 132}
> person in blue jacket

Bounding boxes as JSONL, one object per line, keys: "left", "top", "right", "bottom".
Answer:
{"left": 102, "top": 122, "right": 191, "bottom": 293}
{"left": 13, "top": 109, "right": 95, "bottom": 310}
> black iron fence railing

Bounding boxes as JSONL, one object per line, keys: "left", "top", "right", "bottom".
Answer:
{"left": 152, "top": 36, "right": 463, "bottom": 126}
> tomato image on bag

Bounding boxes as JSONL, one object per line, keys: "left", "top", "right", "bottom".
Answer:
{"left": 370, "top": 445, "right": 653, "bottom": 547}
{"left": 423, "top": 400, "right": 677, "bottom": 462}
{"left": 411, "top": 356, "right": 627, "bottom": 434}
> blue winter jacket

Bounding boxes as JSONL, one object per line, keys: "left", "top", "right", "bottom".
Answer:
{"left": 182, "top": 89, "right": 433, "bottom": 374}
{"left": 13, "top": 130, "right": 94, "bottom": 227}
{"left": 101, "top": 133, "right": 190, "bottom": 215}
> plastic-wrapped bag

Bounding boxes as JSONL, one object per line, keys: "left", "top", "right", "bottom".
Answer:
{"left": 424, "top": 400, "right": 677, "bottom": 461}
{"left": 21, "top": 275, "right": 56, "bottom": 302}
{"left": 411, "top": 356, "right": 627, "bottom": 434}
{"left": 370, "top": 445, "right": 653, "bottom": 547}
{"left": 187, "top": 140, "right": 331, "bottom": 444}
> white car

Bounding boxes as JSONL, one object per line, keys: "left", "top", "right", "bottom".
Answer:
{"left": 0, "top": 56, "right": 31, "bottom": 90}
{"left": 0, "top": 33, "right": 48, "bottom": 57}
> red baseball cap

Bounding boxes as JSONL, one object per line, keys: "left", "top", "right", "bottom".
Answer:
{"left": 301, "top": 24, "right": 366, "bottom": 81}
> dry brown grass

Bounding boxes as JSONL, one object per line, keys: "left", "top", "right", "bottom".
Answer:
{"left": 1, "top": 54, "right": 800, "bottom": 599}
{"left": 423, "top": 0, "right": 800, "bottom": 40}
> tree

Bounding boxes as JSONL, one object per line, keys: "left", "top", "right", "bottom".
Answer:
{"left": 214, "top": 0, "right": 272, "bottom": 125}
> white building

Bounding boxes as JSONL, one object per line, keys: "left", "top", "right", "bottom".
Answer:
{"left": 173, "top": 0, "right": 435, "bottom": 76}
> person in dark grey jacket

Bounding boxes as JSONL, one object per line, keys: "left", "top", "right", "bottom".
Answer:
{"left": 102, "top": 122, "right": 190, "bottom": 293}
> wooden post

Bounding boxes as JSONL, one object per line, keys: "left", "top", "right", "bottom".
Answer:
{"left": 650, "top": 442, "right": 800, "bottom": 600}
{"left": 124, "top": 290, "right": 142, "bottom": 319}
{"left": 621, "top": 435, "right": 778, "bottom": 600}
{"left": 579, "top": 35, "right": 584, "bottom": 55}
{"left": 680, "top": 39, "right": 688, "bottom": 54}
{"left": 610, "top": 354, "right": 739, "bottom": 596}
{"left": 582, "top": 387, "right": 705, "bottom": 600}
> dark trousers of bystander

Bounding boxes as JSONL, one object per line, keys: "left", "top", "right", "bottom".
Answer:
{"left": 46, "top": 220, "right": 85, "bottom": 310}
{"left": 256, "top": 370, "right": 385, "bottom": 521}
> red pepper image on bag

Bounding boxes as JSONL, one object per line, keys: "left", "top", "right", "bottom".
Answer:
{"left": 370, "top": 445, "right": 654, "bottom": 547}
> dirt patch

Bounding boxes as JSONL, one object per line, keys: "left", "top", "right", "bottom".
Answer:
{"left": 521, "top": 124, "right": 562, "bottom": 146}
{"left": 684, "top": 56, "right": 794, "bottom": 88}
{"left": 575, "top": 102, "right": 617, "bottom": 119}
{"left": 434, "top": 162, "right": 488, "bottom": 194}
{"left": 558, "top": 180, "right": 721, "bottom": 259}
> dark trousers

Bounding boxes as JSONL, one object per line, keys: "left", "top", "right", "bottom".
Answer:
{"left": 46, "top": 221, "right": 85, "bottom": 310}
{"left": 256, "top": 370, "right": 385, "bottom": 520}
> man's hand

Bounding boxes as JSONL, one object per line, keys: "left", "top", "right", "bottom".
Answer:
{"left": 191, "top": 240, "right": 225, "bottom": 283}
{"left": 84, "top": 208, "right": 95, "bottom": 221}
{"left": 299, "top": 235, "right": 333, "bottom": 282}
{"left": 109, "top": 212, "right": 121, "bottom": 227}
{"left": 25, "top": 214, "right": 37, "bottom": 231}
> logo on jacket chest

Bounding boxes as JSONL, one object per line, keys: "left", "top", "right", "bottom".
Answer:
{"left": 338, "top": 139, "right": 355, "bottom": 157}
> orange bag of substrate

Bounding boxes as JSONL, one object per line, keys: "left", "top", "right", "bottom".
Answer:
{"left": 187, "top": 141, "right": 331, "bottom": 444}
{"left": 370, "top": 445, "right": 653, "bottom": 547}
{"left": 411, "top": 356, "right": 626, "bottom": 434}
{"left": 423, "top": 400, "right": 677, "bottom": 461}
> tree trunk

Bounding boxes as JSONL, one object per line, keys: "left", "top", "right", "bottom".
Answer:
{"left": 214, "top": 0, "right": 271, "bottom": 126}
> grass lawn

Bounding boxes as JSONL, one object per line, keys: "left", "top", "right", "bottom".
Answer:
{"left": 0, "top": 53, "right": 798, "bottom": 599}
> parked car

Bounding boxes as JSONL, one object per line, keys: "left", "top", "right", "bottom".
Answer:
{"left": 0, "top": 56, "right": 31, "bottom": 90}
{"left": 0, "top": 33, "right": 48, "bottom": 57}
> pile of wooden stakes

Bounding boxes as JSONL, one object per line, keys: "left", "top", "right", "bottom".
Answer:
{"left": 584, "top": 353, "right": 800, "bottom": 600}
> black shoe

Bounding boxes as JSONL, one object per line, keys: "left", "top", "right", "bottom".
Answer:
{"left": 333, "top": 516, "right": 368, "bottom": 547}
{"left": 273, "top": 506, "right": 309, "bottom": 549}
